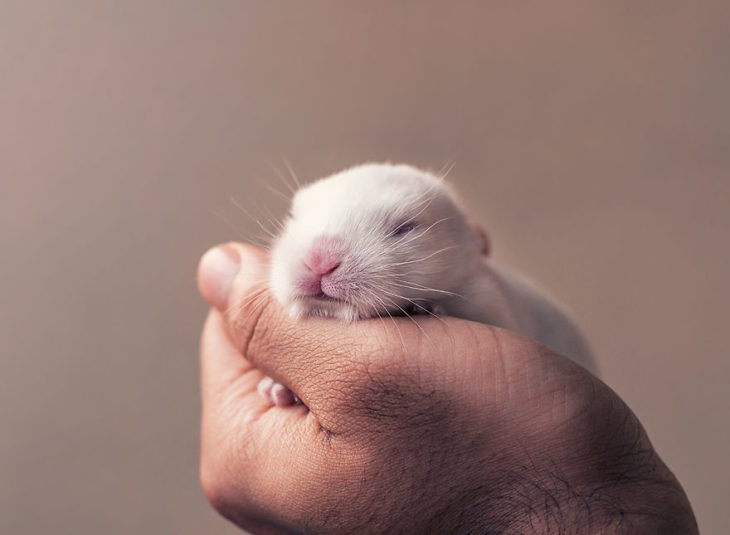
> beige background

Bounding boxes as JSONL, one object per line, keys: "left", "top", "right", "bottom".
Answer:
{"left": 1, "top": 1, "right": 728, "bottom": 533}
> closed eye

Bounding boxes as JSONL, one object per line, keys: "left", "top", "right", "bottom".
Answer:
{"left": 390, "top": 221, "right": 416, "bottom": 237}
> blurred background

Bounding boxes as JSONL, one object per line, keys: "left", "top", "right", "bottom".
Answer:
{"left": 1, "top": 1, "right": 728, "bottom": 533}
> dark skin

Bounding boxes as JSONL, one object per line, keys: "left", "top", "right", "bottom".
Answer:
{"left": 197, "top": 242, "right": 698, "bottom": 534}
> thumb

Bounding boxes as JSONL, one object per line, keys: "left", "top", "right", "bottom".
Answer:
{"left": 197, "top": 242, "right": 270, "bottom": 311}
{"left": 197, "top": 242, "right": 424, "bottom": 416}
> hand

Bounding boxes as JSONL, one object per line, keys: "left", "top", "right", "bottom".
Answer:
{"left": 197, "top": 243, "right": 697, "bottom": 534}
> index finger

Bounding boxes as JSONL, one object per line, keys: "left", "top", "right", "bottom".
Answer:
{"left": 198, "top": 242, "right": 421, "bottom": 412}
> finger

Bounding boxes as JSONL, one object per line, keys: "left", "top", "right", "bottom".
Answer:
{"left": 197, "top": 242, "right": 519, "bottom": 416}
{"left": 198, "top": 242, "right": 427, "bottom": 411}
{"left": 199, "top": 307, "right": 258, "bottom": 402}
{"left": 198, "top": 242, "right": 250, "bottom": 310}
{"left": 199, "top": 309, "right": 328, "bottom": 533}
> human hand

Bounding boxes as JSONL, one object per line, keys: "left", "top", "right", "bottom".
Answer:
{"left": 197, "top": 242, "right": 697, "bottom": 534}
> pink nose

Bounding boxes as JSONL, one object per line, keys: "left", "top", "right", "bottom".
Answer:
{"left": 305, "top": 236, "right": 343, "bottom": 275}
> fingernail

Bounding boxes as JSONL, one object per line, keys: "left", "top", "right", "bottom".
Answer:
{"left": 198, "top": 245, "right": 240, "bottom": 310}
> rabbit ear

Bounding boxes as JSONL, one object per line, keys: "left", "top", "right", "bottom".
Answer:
{"left": 472, "top": 222, "right": 490, "bottom": 256}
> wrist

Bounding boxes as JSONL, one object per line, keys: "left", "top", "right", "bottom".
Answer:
{"left": 435, "top": 415, "right": 698, "bottom": 534}
{"left": 447, "top": 442, "right": 699, "bottom": 535}
{"left": 494, "top": 469, "right": 696, "bottom": 534}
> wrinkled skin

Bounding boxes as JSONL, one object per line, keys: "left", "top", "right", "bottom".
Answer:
{"left": 197, "top": 243, "right": 697, "bottom": 534}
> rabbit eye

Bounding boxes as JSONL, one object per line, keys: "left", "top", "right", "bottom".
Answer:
{"left": 391, "top": 222, "right": 416, "bottom": 237}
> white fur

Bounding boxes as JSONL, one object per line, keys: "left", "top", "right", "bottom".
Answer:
{"left": 268, "top": 163, "right": 595, "bottom": 376}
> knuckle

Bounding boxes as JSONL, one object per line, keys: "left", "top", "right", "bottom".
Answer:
{"left": 199, "top": 413, "right": 253, "bottom": 519}
{"left": 199, "top": 426, "right": 255, "bottom": 521}
{"left": 341, "top": 325, "right": 454, "bottom": 430}
{"left": 327, "top": 330, "right": 382, "bottom": 381}
{"left": 199, "top": 458, "right": 235, "bottom": 517}
{"left": 227, "top": 286, "right": 276, "bottom": 356}
{"left": 245, "top": 307, "right": 295, "bottom": 364}
{"left": 356, "top": 326, "right": 412, "bottom": 383}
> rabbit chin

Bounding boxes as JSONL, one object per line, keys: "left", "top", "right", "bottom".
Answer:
{"left": 286, "top": 296, "right": 363, "bottom": 322}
